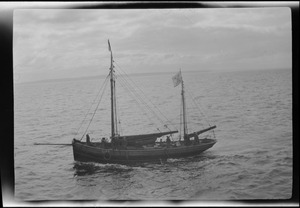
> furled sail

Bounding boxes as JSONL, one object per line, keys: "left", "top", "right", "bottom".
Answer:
{"left": 117, "top": 130, "right": 178, "bottom": 146}
{"left": 187, "top": 125, "right": 216, "bottom": 139}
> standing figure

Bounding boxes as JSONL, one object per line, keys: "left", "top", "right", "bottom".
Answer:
{"left": 118, "top": 137, "right": 123, "bottom": 149}
{"left": 86, "top": 134, "right": 91, "bottom": 146}
{"left": 166, "top": 136, "right": 171, "bottom": 148}
{"left": 194, "top": 133, "right": 199, "bottom": 144}
{"left": 184, "top": 134, "right": 190, "bottom": 146}
{"left": 123, "top": 137, "right": 128, "bottom": 149}
{"left": 101, "top": 137, "right": 106, "bottom": 148}
{"left": 111, "top": 137, "right": 116, "bottom": 150}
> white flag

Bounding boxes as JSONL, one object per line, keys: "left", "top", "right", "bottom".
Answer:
{"left": 172, "top": 71, "right": 182, "bottom": 87}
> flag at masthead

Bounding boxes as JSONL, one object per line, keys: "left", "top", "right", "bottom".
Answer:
{"left": 172, "top": 71, "right": 182, "bottom": 87}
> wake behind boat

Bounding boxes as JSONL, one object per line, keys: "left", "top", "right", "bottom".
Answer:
{"left": 72, "top": 40, "right": 217, "bottom": 164}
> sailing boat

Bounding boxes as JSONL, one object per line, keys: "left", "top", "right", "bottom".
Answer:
{"left": 72, "top": 40, "right": 217, "bottom": 164}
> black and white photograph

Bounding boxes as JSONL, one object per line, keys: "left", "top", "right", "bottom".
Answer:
{"left": 10, "top": 2, "right": 294, "bottom": 205}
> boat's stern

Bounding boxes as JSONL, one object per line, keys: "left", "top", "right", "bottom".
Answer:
{"left": 199, "top": 138, "right": 217, "bottom": 150}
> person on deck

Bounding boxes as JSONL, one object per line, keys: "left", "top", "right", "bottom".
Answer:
{"left": 101, "top": 137, "right": 106, "bottom": 148}
{"left": 194, "top": 133, "right": 199, "bottom": 145}
{"left": 184, "top": 135, "right": 190, "bottom": 146}
{"left": 166, "top": 136, "right": 171, "bottom": 148}
{"left": 123, "top": 137, "right": 128, "bottom": 149}
{"left": 118, "top": 137, "right": 123, "bottom": 149}
{"left": 113, "top": 137, "right": 121, "bottom": 149}
{"left": 111, "top": 137, "right": 116, "bottom": 150}
{"left": 86, "top": 134, "right": 91, "bottom": 146}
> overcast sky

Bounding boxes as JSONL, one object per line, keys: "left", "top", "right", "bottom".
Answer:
{"left": 13, "top": 8, "right": 291, "bottom": 83}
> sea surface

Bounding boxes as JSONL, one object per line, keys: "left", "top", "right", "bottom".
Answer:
{"left": 14, "top": 68, "right": 292, "bottom": 202}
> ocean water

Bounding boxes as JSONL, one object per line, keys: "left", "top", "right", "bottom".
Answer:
{"left": 14, "top": 68, "right": 292, "bottom": 201}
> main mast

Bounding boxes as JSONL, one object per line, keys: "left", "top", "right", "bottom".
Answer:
{"left": 108, "top": 39, "right": 117, "bottom": 139}
{"left": 181, "top": 71, "right": 188, "bottom": 140}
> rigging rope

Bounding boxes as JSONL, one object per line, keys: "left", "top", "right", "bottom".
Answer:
{"left": 79, "top": 75, "right": 110, "bottom": 141}
{"left": 113, "top": 68, "right": 169, "bottom": 131}
{"left": 179, "top": 91, "right": 182, "bottom": 141}
{"left": 74, "top": 74, "right": 110, "bottom": 139}
{"left": 115, "top": 75, "right": 122, "bottom": 136}
{"left": 185, "top": 84, "right": 212, "bottom": 127}
{"left": 113, "top": 73, "right": 118, "bottom": 135}
{"left": 116, "top": 70, "right": 173, "bottom": 132}
{"left": 114, "top": 67, "right": 168, "bottom": 130}
{"left": 114, "top": 61, "right": 178, "bottom": 131}
{"left": 115, "top": 71, "right": 163, "bottom": 133}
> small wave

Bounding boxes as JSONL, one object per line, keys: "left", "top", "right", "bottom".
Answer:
{"left": 253, "top": 150, "right": 268, "bottom": 155}
{"left": 166, "top": 158, "right": 186, "bottom": 163}
{"left": 253, "top": 159, "right": 269, "bottom": 165}
{"left": 231, "top": 154, "right": 251, "bottom": 160}
{"left": 28, "top": 171, "right": 37, "bottom": 176}
{"left": 267, "top": 168, "right": 283, "bottom": 178}
{"left": 15, "top": 166, "right": 23, "bottom": 170}
{"left": 193, "top": 152, "right": 219, "bottom": 161}
{"left": 73, "top": 161, "right": 135, "bottom": 177}
{"left": 218, "top": 161, "right": 239, "bottom": 166}
{"left": 282, "top": 156, "right": 293, "bottom": 164}
{"left": 214, "top": 154, "right": 250, "bottom": 163}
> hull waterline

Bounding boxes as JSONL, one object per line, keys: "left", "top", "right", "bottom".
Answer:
{"left": 72, "top": 139, "right": 217, "bottom": 164}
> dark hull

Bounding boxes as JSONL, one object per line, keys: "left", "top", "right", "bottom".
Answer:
{"left": 72, "top": 139, "right": 217, "bottom": 164}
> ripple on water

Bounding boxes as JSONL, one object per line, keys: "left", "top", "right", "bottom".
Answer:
{"left": 14, "top": 69, "right": 292, "bottom": 200}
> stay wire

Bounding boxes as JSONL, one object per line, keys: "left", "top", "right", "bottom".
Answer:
{"left": 114, "top": 68, "right": 173, "bottom": 132}
{"left": 115, "top": 76, "right": 122, "bottom": 136}
{"left": 116, "top": 73, "right": 162, "bottom": 133}
{"left": 114, "top": 61, "right": 178, "bottom": 131}
{"left": 79, "top": 75, "right": 110, "bottom": 141}
{"left": 185, "top": 84, "right": 212, "bottom": 127}
{"left": 114, "top": 67, "right": 167, "bottom": 129}
{"left": 113, "top": 62, "right": 167, "bottom": 124}
{"left": 74, "top": 74, "right": 110, "bottom": 139}
{"left": 116, "top": 73, "right": 165, "bottom": 131}
{"left": 179, "top": 91, "right": 183, "bottom": 141}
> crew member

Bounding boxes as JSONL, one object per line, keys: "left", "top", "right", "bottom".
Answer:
{"left": 166, "top": 136, "right": 171, "bottom": 148}
{"left": 111, "top": 137, "right": 116, "bottom": 150}
{"left": 86, "top": 134, "right": 91, "bottom": 146}
{"left": 123, "top": 137, "right": 128, "bottom": 149}
{"left": 118, "top": 137, "right": 123, "bottom": 149}
{"left": 184, "top": 134, "right": 190, "bottom": 146}
{"left": 194, "top": 133, "right": 199, "bottom": 144}
{"left": 101, "top": 137, "right": 106, "bottom": 148}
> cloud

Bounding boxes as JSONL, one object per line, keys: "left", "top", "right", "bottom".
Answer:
{"left": 13, "top": 8, "right": 292, "bottom": 83}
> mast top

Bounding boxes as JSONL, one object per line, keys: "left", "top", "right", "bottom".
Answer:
{"left": 108, "top": 39, "right": 112, "bottom": 52}
{"left": 108, "top": 39, "right": 114, "bottom": 70}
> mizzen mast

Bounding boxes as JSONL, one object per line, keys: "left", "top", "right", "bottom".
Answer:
{"left": 181, "top": 71, "right": 188, "bottom": 140}
{"left": 172, "top": 69, "right": 188, "bottom": 140}
{"left": 108, "top": 39, "right": 117, "bottom": 139}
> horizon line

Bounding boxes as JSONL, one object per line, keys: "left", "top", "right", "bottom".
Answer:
{"left": 14, "top": 67, "right": 289, "bottom": 85}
